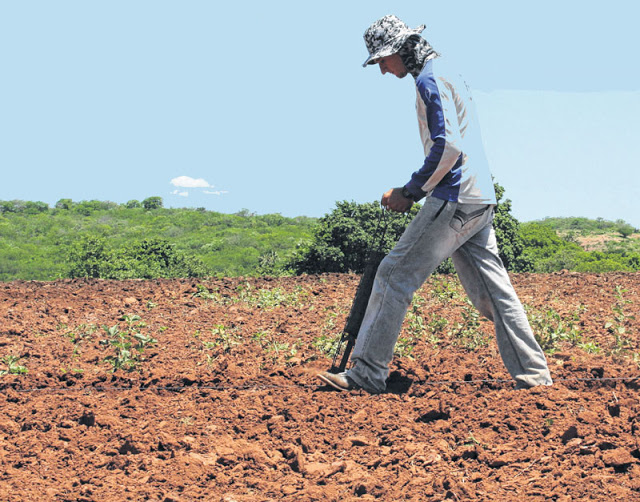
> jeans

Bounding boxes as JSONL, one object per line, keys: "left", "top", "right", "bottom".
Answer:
{"left": 346, "top": 196, "right": 552, "bottom": 393}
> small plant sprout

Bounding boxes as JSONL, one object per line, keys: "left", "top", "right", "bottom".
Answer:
{"left": 525, "top": 305, "right": 583, "bottom": 354}
{"left": 0, "top": 355, "right": 28, "bottom": 375}
{"left": 605, "top": 286, "right": 635, "bottom": 354}
{"left": 198, "top": 325, "right": 240, "bottom": 357}
{"left": 252, "top": 330, "right": 299, "bottom": 364}
{"left": 252, "top": 331, "right": 270, "bottom": 347}
{"left": 449, "top": 299, "right": 488, "bottom": 350}
{"left": 312, "top": 333, "right": 343, "bottom": 357}
{"left": 229, "top": 283, "right": 311, "bottom": 310}
{"left": 193, "top": 284, "right": 224, "bottom": 302}
{"left": 99, "top": 315, "right": 157, "bottom": 372}
{"left": 393, "top": 294, "right": 431, "bottom": 358}
{"left": 430, "top": 276, "right": 462, "bottom": 302}
{"left": 122, "top": 314, "right": 145, "bottom": 329}
{"left": 394, "top": 336, "right": 415, "bottom": 359}
{"left": 211, "top": 325, "right": 240, "bottom": 352}
{"left": 578, "top": 340, "right": 601, "bottom": 354}
{"left": 65, "top": 323, "right": 98, "bottom": 355}
{"left": 266, "top": 339, "right": 299, "bottom": 365}
{"left": 463, "top": 434, "right": 481, "bottom": 447}
{"left": 426, "top": 315, "right": 448, "bottom": 346}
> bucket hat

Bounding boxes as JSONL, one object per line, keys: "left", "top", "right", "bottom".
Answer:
{"left": 362, "top": 15, "right": 426, "bottom": 67}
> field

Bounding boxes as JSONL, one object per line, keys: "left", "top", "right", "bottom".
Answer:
{"left": 1, "top": 272, "right": 639, "bottom": 501}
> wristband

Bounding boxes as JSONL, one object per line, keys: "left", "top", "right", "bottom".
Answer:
{"left": 401, "top": 186, "right": 415, "bottom": 201}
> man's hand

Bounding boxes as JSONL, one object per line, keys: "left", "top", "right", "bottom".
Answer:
{"left": 381, "top": 187, "right": 414, "bottom": 213}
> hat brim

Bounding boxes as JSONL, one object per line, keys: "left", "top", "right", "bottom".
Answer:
{"left": 362, "top": 25, "right": 425, "bottom": 67}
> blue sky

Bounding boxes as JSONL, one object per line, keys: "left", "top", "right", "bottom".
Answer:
{"left": 2, "top": 1, "right": 639, "bottom": 226}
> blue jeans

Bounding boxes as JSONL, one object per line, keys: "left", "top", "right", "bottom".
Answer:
{"left": 346, "top": 196, "right": 552, "bottom": 393}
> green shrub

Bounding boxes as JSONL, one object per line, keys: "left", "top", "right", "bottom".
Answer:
{"left": 289, "top": 182, "right": 528, "bottom": 275}
{"left": 67, "top": 236, "right": 209, "bottom": 279}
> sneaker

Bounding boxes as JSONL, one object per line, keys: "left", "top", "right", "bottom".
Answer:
{"left": 317, "top": 371, "right": 358, "bottom": 391}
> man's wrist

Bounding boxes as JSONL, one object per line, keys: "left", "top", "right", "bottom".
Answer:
{"left": 401, "top": 186, "right": 415, "bottom": 201}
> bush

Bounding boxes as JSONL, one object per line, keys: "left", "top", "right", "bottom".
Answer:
{"left": 67, "top": 236, "right": 111, "bottom": 278}
{"left": 618, "top": 224, "right": 635, "bottom": 239}
{"left": 0, "top": 200, "right": 49, "bottom": 214}
{"left": 142, "top": 197, "right": 163, "bottom": 210}
{"left": 67, "top": 236, "right": 209, "bottom": 279}
{"left": 288, "top": 201, "right": 420, "bottom": 274}
{"left": 289, "top": 182, "right": 527, "bottom": 275}
{"left": 55, "top": 199, "right": 73, "bottom": 210}
{"left": 493, "top": 183, "right": 532, "bottom": 272}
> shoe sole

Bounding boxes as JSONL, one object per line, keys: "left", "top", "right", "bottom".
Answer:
{"left": 317, "top": 373, "right": 349, "bottom": 391}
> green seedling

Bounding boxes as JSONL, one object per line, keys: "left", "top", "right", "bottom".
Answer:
{"left": 122, "top": 314, "right": 145, "bottom": 329}
{"left": 198, "top": 325, "right": 240, "bottom": 358}
{"left": 100, "top": 315, "right": 157, "bottom": 372}
{"left": 252, "top": 330, "right": 299, "bottom": 364}
{"left": 449, "top": 299, "right": 488, "bottom": 350}
{"left": 605, "top": 286, "right": 635, "bottom": 354}
{"left": 231, "top": 283, "right": 310, "bottom": 309}
{"left": 266, "top": 340, "right": 299, "bottom": 365}
{"left": 252, "top": 331, "right": 269, "bottom": 345}
{"left": 193, "top": 284, "right": 224, "bottom": 302}
{"left": 577, "top": 340, "right": 601, "bottom": 354}
{"left": 312, "top": 333, "right": 343, "bottom": 356}
{"left": 526, "top": 305, "right": 583, "bottom": 354}
{"left": 59, "top": 366, "right": 84, "bottom": 375}
{"left": 430, "top": 276, "right": 462, "bottom": 302}
{"left": 463, "top": 434, "right": 481, "bottom": 447}
{"left": 394, "top": 296, "right": 429, "bottom": 358}
{"left": 0, "top": 355, "right": 28, "bottom": 375}
{"left": 65, "top": 323, "right": 98, "bottom": 355}
{"left": 394, "top": 336, "right": 415, "bottom": 359}
{"left": 321, "top": 310, "right": 339, "bottom": 335}
{"left": 210, "top": 324, "right": 239, "bottom": 352}
{"left": 426, "top": 315, "right": 448, "bottom": 346}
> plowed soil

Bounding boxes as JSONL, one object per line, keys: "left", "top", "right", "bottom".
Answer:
{"left": 1, "top": 272, "right": 639, "bottom": 501}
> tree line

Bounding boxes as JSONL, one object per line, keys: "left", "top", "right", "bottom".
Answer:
{"left": 0, "top": 189, "right": 638, "bottom": 281}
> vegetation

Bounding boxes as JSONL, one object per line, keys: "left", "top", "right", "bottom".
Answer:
{"left": 100, "top": 314, "right": 157, "bottom": 372}
{"left": 524, "top": 305, "right": 584, "bottom": 353}
{"left": 290, "top": 183, "right": 533, "bottom": 274}
{"left": 0, "top": 198, "right": 316, "bottom": 280}
{"left": 532, "top": 216, "right": 636, "bottom": 238}
{"left": 67, "top": 237, "right": 209, "bottom": 279}
{"left": 0, "top": 193, "right": 638, "bottom": 281}
{"left": 0, "top": 355, "right": 28, "bottom": 375}
{"left": 519, "top": 220, "right": 640, "bottom": 273}
{"left": 605, "top": 286, "right": 636, "bottom": 355}
{"left": 288, "top": 200, "right": 421, "bottom": 274}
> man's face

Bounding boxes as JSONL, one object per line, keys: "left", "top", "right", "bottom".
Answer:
{"left": 376, "top": 53, "right": 408, "bottom": 78}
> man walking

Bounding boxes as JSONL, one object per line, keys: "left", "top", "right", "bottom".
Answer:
{"left": 318, "top": 14, "right": 552, "bottom": 393}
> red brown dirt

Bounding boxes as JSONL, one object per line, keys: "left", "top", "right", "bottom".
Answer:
{"left": 1, "top": 272, "right": 639, "bottom": 501}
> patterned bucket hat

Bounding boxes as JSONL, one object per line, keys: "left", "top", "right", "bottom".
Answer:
{"left": 362, "top": 14, "right": 426, "bottom": 67}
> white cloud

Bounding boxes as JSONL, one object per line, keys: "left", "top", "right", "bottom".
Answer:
{"left": 203, "top": 190, "right": 229, "bottom": 196}
{"left": 170, "top": 176, "right": 211, "bottom": 188}
{"left": 170, "top": 189, "right": 189, "bottom": 197}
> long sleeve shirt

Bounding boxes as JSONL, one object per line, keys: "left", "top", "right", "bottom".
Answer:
{"left": 403, "top": 58, "right": 497, "bottom": 205}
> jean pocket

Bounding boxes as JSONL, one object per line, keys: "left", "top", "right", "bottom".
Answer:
{"left": 449, "top": 207, "right": 488, "bottom": 232}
